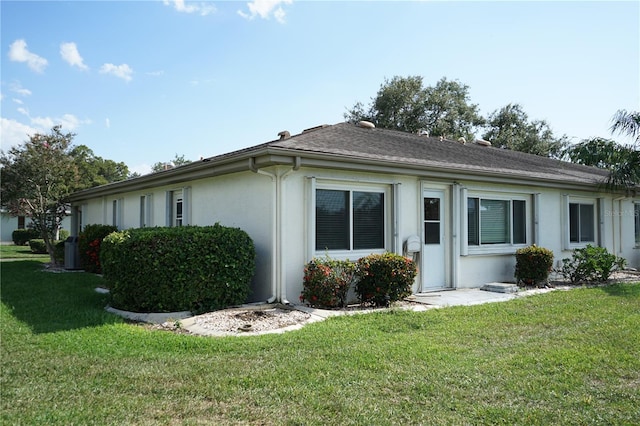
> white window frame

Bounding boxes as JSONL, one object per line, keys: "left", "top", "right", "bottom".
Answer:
{"left": 112, "top": 198, "right": 123, "bottom": 229}
{"left": 465, "top": 192, "right": 530, "bottom": 255}
{"left": 140, "top": 194, "right": 153, "bottom": 228}
{"left": 166, "top": 188, "right": 190, "bottom": 227}
{"left": 312, "top": 181, "right": 391, "bottom": 257}
{"left": 565, "top": 197, "right": 597, "bottom": 247}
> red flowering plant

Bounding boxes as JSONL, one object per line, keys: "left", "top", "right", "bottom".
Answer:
{"left": 78, "top": 224, "right": 118, "bottom": 274}
{"left": 355, "top": 253, "right": 417, "bottom": 307}
{"left": 300, "top": 256, "right": 357, "bottom": 308}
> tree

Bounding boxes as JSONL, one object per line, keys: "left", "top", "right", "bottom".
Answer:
{"left": 564, "top": 110, "right": 640, "bottom": 194}
{"left": 70, "top": 145, "right": 129, "bottom": 189}
{"left": 0, "top": 126, "right": 78, "bottom": 263}
{"left": 482, "top": 103, "right": 568, "bottom": 158}
{"left": 345, "top": 76, "right": 484, "bottom": 141}
{"left": 151, "top": 154, "right": 192, "bottom": 173}
{"left": 610, "top": 109, "right": 640, "bottom": 144}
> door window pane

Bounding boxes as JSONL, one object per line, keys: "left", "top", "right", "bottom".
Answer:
{"left": 424, "top": 198, "right": 440, "bottom": 221}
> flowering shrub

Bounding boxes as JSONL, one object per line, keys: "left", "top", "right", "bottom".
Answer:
{"left": 79, "top": 224, "right": 117, "bottom": 273}
{"left": 355, "top": 253, "right": 417, "bottom": 307}
{"left": 300, "top": 257, "right": 357, "bottom": 308}
{"left": 514, "top": 245, "right": 554, "bottom": 286}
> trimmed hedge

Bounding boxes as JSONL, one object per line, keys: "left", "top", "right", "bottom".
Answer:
{"left": 12, "top": 228, "right": 40, "bottom": 246}
{"left": 101, "top": 224, "right": 255, "bottom": 313}
{"left": 28, "top": 239, "right": 48, "bottom": 254}
{"left": 355, "top": 253, "right": 417, "bottom": 307}
{"left": 79, "top": 224, "right": 118, "bottom": 273}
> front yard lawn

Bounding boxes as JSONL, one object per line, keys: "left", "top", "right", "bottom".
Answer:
{"left": 0, "top": 244, "right": 49, "bottom": 261}
{"left": 1, "top": 260, "right": 639, "bottom": 425}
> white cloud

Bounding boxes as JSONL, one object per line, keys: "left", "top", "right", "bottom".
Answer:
{"left": 9, "top": 81, "right": 32, "bottom": 97}
{"left": 12, "top": 98, "right": 24, "bottom": 105}
{"left": 163, "top": 0, "right": 216, "bottom": 16}
{"left": 60, "top": 42, "right": 89, "bottom": 70}
{"left": 146, "top": 70, "right": 165, "bottom": 77}
{"left": 0, "top": 114, "right": 91, "bottom": 151}
{"left": 17, "top": 107, "right": 29, "bottom": 116}
{"left": 105, "top": 118, "right": 111, "bottom": 128}
{"left": 238, "top": 0, "right": 293, "bottom": 24}
{"left": 100, "top": 63, "right": 133, "bottom": 82}
{"left": 0, "top": 118, "right": 38, "bottom": 151}
{"left": 8, "top": 39, "right": 48, "bottom": 73}
{"left": 129, "top": 163, "right": 152, "bottom": 176}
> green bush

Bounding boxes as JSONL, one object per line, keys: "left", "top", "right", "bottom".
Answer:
{"left": 28, "top": 239, "right": 47, "bottom": 254}
{"left": 12, "top": 228, "right": 40, "bottom": 246}
{"left": 79, "top": 224, "right": 118, "bottom": 273}
{"left": 514, "top": 245, "right": 554, "bottom": 286}
{"left": 561, "top": 245, "right": 626, "bottom": 283}
{"left": 355, "top": 253, "right": 417, "bottom": 307}
{"left": 300, "top": 256, "right": 357, "bottom": 308}
{"left": 54, "top": 240, "right": 65, "bottom": 264}
{"left": 101, "top": 224, "right": 255, "bottom": 313}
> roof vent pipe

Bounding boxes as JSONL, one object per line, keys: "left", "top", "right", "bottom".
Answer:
{"left": 278, "top": 130, "right": 290, "bottom": 140}
{"left": 357, "top": 120, "right": 375, "bottom": 129}
{"left": 475, "top": 139, "right": 492, "bottom": 147}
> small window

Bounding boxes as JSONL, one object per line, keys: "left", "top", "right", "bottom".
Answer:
{"left": 112, "top": 200, "right": 118, "bottom": 227}
{"left": 17, "top": 216, "right": 25, "bottom": 229}
{"left": 175, "top": 193, "right": 183, "bottom": 227}
{"left": 316, "top": 189, "right": 385, "bottom": 251}
{"left": 468, "top": 197, "right": 527, "bottom": 246}
{"left": 569, "top": 203, "right": 595, "bottom": 243}
{"left": 140, "top": 196, "right": 146, "bottom": 228}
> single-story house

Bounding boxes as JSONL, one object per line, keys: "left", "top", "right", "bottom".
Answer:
{"left": 67, "top": 122, "right": 640, "bottom": 303}
{"left": 1, "top": 210, "right": 71, "bottom": 243}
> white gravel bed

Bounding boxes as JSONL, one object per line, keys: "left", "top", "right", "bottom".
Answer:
{"left": 191, "top": 307, "right": 312, "bottom": 334}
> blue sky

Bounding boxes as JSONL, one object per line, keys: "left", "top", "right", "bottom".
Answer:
{"left": 1, "top": 1, "right": 638, "bottom": 175}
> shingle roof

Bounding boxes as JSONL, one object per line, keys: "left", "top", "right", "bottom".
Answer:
{"left": 268, "top": 122, "right": 610, "bottom": 186}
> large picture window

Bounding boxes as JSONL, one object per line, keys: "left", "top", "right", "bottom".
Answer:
{"left": 569, "top": 203, "right": 594, "bottom": 243}
{"left": 468, "top": 197, "right": 526, "bottom": 246}
{"left": 316, "top": 189, "right": 384, "bottom": 251}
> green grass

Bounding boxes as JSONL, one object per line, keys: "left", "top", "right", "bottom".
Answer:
{"left": 0, "top": 244, "right": 49, "bottom": 261}
{"left": 2, "top": 260, "right": 639, "bottom": 425}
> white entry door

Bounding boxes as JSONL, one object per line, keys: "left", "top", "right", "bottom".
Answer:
{"left": 423, "top": 190, "right": 446, "bottom": 290}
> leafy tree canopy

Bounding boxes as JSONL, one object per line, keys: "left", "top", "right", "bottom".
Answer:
{"left": 1, "top": 126, "right": 130, "bottom": 262}
{"left": 345, "top": 76, "right": 485, "bottom": 142}
{"left": 482, "top": 103, "right": 568, "bottom": 158}
{"left": 70, "top": 145, "right": 129, "bottom": 189}
{"left": 151, "top": 154, "right": 192, "bottom": 173}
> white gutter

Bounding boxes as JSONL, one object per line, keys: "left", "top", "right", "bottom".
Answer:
{"left": 249, "top": 156, "right": 300, "bottom": 304}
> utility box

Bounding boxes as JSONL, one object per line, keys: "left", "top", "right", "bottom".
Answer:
{"left": 64, "top": 236, "right": 81, "bottom": 270}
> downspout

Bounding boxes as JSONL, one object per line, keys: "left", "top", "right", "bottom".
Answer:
{"left": 276, "top": 156, "right": 301, "bottom": 305}
{"left": 250, "top": 157, "right": 301, "bottom": 304}
{"left": 613, "top": 196, "right": 626, "bottom": 257}
{"left": 250, "top": 158, "right": 278, "bottom": 303}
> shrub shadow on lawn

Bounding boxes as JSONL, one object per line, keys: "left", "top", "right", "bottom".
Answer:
{"left": 1, "top": 260, "right": 123, "bottom": 334}
{"left": 601, "top": 281, "right": 640, "bottom": 298}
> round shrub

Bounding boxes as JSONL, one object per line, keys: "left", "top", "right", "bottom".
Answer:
{"left": 300, "top": 257, "right": 356, "bottom": 308}
{"left": 79, "top": 224, "right": 118, "bottom": 273}
{"left": 514, "top": 245, "right": 554, "bottom": 286}
{"left": 28, "top": 239, "right": 47, "bottom": 254}
{"left": 561, "top": 244, "right": 626, "bottom": 283}
{"left": 101, "top": 224, "right": 255, "bottom": 314}
{"left": 12, "top": 228, "right": 40, "bottom": 246}
{"left": 355, "top": 253, "right": 417, "bottom": 307}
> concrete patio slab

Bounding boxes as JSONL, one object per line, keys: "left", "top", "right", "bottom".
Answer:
{"left": 408, "top": 288, "right": 520, "bottom": 307}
